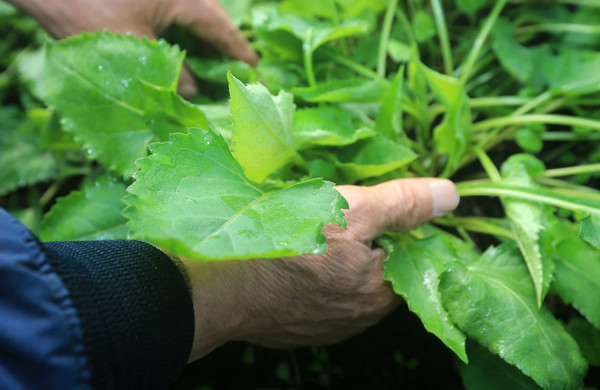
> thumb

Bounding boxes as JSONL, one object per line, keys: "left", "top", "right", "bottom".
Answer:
{"left": 336, "top": 178, "right": 460, "bottom": 244}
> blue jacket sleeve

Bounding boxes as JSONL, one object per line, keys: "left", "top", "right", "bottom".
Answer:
{"left": 0, "top": 209, "right": 194, "bottom": 390}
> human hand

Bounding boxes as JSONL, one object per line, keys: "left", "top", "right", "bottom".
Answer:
{"left": 180, "top": 178, "right": 460, "bottom": 362}
{"left": 8, "top": 0, "right": 258, "bottom": 97}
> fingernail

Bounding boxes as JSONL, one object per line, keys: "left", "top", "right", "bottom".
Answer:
{"left": 429, "top": 180, "right": 460, "bottom": 217}
{"left": 178, "top": 83, "right": 197, "bottom": 98}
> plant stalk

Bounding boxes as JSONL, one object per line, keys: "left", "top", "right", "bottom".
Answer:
{"left": 430, "top": 0, "right": 454, "bottom": 75}
{"left": 377, "top": 0, "right": 399, "bottom": 77}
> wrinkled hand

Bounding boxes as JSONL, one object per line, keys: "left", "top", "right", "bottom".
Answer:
{"left": 181, "top": 178, "right": 460, "bottom": 362}
{"left": 9, "top": 0, "right": 258, "bottom": 97}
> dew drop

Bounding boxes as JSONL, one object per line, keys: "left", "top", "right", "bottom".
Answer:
{"left": 302, "top": 43, "right": 310, "bottom": 51}
{"left": 98, "top": 65, "right": 104, "bottom": 71}
{"left": 86, "top": 149, "right": 93, "bottom": 155}
{"left": 18, "top": 180, "right": 26, "bottom": 187}
{"left": 278, "top": 241, "right": 289, "bottom": 247}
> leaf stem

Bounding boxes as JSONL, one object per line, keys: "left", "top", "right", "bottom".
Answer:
{"left": 545, "top": 163, "right": 600, "bottom": 178}
{"left": 475, "top": 148, "right": 502, "bottom": 183}
{"left": 457, "top": 183, "right": 600, "bottom": 215}
{"left": 473, "top": 114, "right": 600, "bottom": 132}
{"left": 459, "top": 0, "right": 508, "bottom": 85}
{"left": 324, "top": 51, "right": 384, "bottom": 80}
{"left": 516, "top": 23, "right": 600, "bottom": 35}
{"left": 377, "top": 0, "right": 399, "bottom": 77}
{"left": 435, "top": 216, "right": 516, "bottom": 240}
{"left": 303, "top": 45, "right": 317, "bottom": 88}
{"left": 430, "top": 0, "right": 454, "bottom": 75}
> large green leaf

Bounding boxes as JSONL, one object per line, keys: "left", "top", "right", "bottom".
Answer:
{"left": 336, "top": 135, "right": 417, "bottom": 183}
{"left": 500, "top": 155, "right": 551, "bottom": 306}
{"left": 566, "top": 318, "right": 600, "bottom": 366}
{"left": 123, "top": 128, "right": 348, "bottom": 260}
{"left": 580, "top": 214, "right": 600, "bottom": 248}
{"left": 293, "top": 106, "right": 375, "bottom": 148}
{"left": 39, "top": 175, "right": 128, "bottom": 241}
{"left": 460, "top": 341, "right": 541, "bottom": 390}
{"left": 383, "top": 235, "right": 468, "bottom": 363}
{"left": 293, "top": 78, "right": 388, "bottom": 103}
{"left": 43, "top": 32, "right": 207, "bottom": 177}
{"left": 553, "top": 238, "right": 600, "bottom": 328}
{"left": 439, "top": 244, "right": 587, "bottom": 390}
{"left": 228, "top": 72, "right": 299, "bottom": 183}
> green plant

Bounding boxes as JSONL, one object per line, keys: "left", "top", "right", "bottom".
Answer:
{"left": 3, "top": 1, "right": 600, "bottom": 388}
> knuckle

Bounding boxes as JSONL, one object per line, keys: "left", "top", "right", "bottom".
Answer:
{"left": 387, "top": 182, "right": 421, "bottom": 231}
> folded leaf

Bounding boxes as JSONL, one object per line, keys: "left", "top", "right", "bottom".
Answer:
{"left": 39, "top": 175, "right": 128, "bottom": 241}
{"left": 43, "top": 32, "right": 207, "bottom": 177}
{"left": 383, "top": 235, "right": 468, "bottom": 363}
{"left": 123, "top": 128, "right": 348, "bottom": 260}
{"left": 440, "top": 244, "right": 587, "bottom": 390}
{"left": 566, "top": 318, "right": 600, "bottom": 366}
{"left": 500, "top": 155, "right": 550, "bottom": 306}
{"left": 375, "top": 66, "right": 405, "bottom": 140}
{"left": 228, "top": 72, "right": 299, "bottom": 183}
{"left": 580, "top": 214, "right": 600, "bottom": 248}
{"left": 553, "top": 238, "right": 600, "bottom": 328}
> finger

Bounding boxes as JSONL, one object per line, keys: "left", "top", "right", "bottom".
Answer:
{"left": 336, "top": 178, "right": 460, "bottom": 244}
{"left": 169, "top": 0, "right": 259, "bottom": 66}
{"left": 177, "top": 65, "right": 198, "bottom": 98}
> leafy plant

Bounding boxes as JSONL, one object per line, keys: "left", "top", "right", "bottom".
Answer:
{"left": 3, "top": 1, "right": 600, "bottom": 389}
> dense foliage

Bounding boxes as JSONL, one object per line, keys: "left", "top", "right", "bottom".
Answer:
{"left": 2, "top": 0, "right": 600, "bottom": 388}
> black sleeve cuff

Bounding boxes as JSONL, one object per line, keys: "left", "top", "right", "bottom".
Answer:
{"left": 41, "top": 240, "right": 194, "bottom": 390}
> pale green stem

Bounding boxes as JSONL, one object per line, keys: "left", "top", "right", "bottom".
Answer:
{"left": 435, "top": 216, "right": 516, "bottom": 240}
{"left": 377, "top": 0, "right": 399, "bottom": 77}
{"left": 510, "top": 90, "right": 553, "bottom": 117}
{"left": 430, "top": 0, "right": 454, "bottom": 75}
{"left": 430, "top": 96, "right": 529, "bottom": 116}
{"left": 459, "top": 0, "right": 508, "bottom": 84}
{"left": 475, "top": 148, "right": 502, "bottom": 183}
{"left": 324, "top": 51, "right": 384, "bottom": 80}
{"left": 457, "top": 184, "right": 600, "bottom": 215}
{"left": 543, "top": 131, "right": 600, "bottom": 141}
{"left": 473, "top": 114, "right": 600, "bottom": 132}
{"left": 545, "top": 163, "right": 600, "bottom": 178}
{"left": 516, "top": 23, "right": 600, "bottom": 35}
{"left": 303, "top": 45, "right": 317, "bottom": 88}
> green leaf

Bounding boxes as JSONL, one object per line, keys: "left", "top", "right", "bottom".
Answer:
{"left": 460, "top": 341, "right": 541, "bottom": 390}
{"left": 553, "top": 238, "right": 600, "bottom": 328}
{"left": 337, "top": 135, "right": 417, "bottom": 182}
{"left": 293, "top": 78, "right": 388, "bottom": 103}
{"left": 228, "top": 72, "right": 299, "bottom": 183}
{"left": 580, "top": 214, "right": 600, "bottom": 248}
{"left": 375, "top": 66, "right": 404, "bottom": 139}
{"left": 439, "top": 244, "right": 587, "bottom": 390}
{"left": 293, "top": 106, "right": 375, "bottom": 148}
{"left": 383, "top": 235, "right": 468, "bottom": 363}
{"left": 500, "top": 155, "right": 550, "bottom": 306}
{"left": 0, "top": 106, "right": 57, "bottom": 195}
{"left": 542, "top": 49, "right": 600, "bottom": 95}
{"left": 186, "top": 57, "right": 254, "bottom": 84}
{"left": 43, "top": 32, "right": 207, "bottom": 177}
{"left": 515, "top": 124, "right": 545, "bottom": 154}
{"left": 123, "top": 128, "right": 348, "bottom": 260}
{"left": 39, "top": 175, "right": 128, "bottom": 241}
{"left": 252, "top": 4, "right": 369, "bottom": 56}
{"left": 457, "top": 0, "right": 488, "bottom": 15}
{"left": 419, "top": 62, "right": 472, "bottom": 175}
{"left": 412, "top": 11, "right": 436, "bottom": 43}
{"left": 566, "top": 318, "right": 600, "bottom": 366}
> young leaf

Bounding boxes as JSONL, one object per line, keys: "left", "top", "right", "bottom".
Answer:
{"left": 39, "top": 175, "right": 128, "bottom": 241}
{"left": 293, "top": 106, "right": 375, "bottom": 148}
{"left": 383, "top": 235, "right": 468, "bottom": 363}
{"left": 375, "top": 65, "right": 404, "bottom": 140}
{"left": 43, "top": 32, "right": 207, "bottom": 177}
{"left": 580, "top": 214, "right": 600, "bottom": 248}
{"left": 123, "top": 128, "right": 348, "bottom": 261}
{"left": 228, "top": 72, "right": 299, "bottom": 183}
{"left": 293, "top": 78, "right": 388, "bottom": 103}
{"left": 336, "top": 135, "right": 417, "bottom": 183}
{"left": 186, "top": 57, "right": 254, "bottom": 84}
{"left": 439, "top": 244, "right": 588, "bottom": 390}
{"left": 500, "top": 155, "right": 550, "bottom": 306}
{"left": 418, "top": 62, "right": 472, "bottom": 176}
{"left": 552, "top": 238, "right": 600, "bottom": 328}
